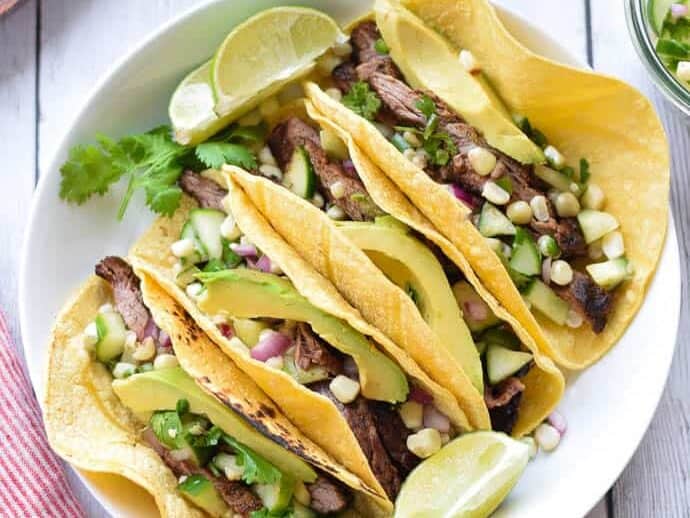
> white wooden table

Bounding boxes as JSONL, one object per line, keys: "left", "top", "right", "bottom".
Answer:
{"left": 1, "top": 0, "right": 687, "bottom": 516}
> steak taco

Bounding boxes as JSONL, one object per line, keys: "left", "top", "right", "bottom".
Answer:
{"left": 128, "top": 169, "right": 479, "bottom": 503}
{"left": 304, "top": 0, "right": 669, "bottom": 369}
{"left": 222, "top": 100, "right": 563, "bottom": 438}
{"left": 44, "top": 256, "right": 387, "bottom": 516}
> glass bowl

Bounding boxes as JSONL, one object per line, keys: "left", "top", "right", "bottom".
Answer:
{"left": 625, "top": 0, "right": 690, "bottom": 117}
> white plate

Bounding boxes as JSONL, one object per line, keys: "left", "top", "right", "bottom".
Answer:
{"left": 20, "top": 1, "right": 679, "bottom": 516}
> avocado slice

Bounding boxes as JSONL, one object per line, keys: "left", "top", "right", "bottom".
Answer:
{"left": 112, "top": 367, "right": 316, "bottom": 483}
{"left": 375, "top": 0, "right": 545, "bottom": 164}
{"left": 451, "top": 281, "right": 501, "bottom": 334}
{"left": 196, "top": 269, "right": 409, "bottom": 403}
{"left": 232, "top": 318, "right": 270, "bottom": 347}
{"left": 177, "top": 474, "right": 228, "bottom": 517}
{"left": 338, "top": 221, "right": 483, "bottom": 392}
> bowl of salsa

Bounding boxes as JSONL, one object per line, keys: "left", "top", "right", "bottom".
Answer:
{"left": 626, "top": 0, "right": 690, "bottom": 116}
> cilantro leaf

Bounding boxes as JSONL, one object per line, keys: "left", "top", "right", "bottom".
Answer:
{"left": 342, "top": 81, "right": 382, "bottom": 120}
{"left": 416, "top": 95, "right": 436, "bottom": 120}
{"left": 579, "top": 158, "right": 590, "bottom": 184}
{"left": 195, "top": 142, "right": 257, "bottom": 170}
{"left": 222, "top": 435, "right": 282, "bottom": 485}
{"left": 374, "top": 38, "right": 389, "bottom": 54}
{"left": 59, "top": 144, "right": 125, "bottom": 204}
{"left": 146, "top": 186, "right": 182, "bottom": 217}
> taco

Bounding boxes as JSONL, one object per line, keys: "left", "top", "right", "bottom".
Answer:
{"left": 128, "top": 171, "right": 480, "bottom": 503}
{"left": 303, "top": 0, "right": 669, "bottom": 369}
{"left": 44, "top": 256, "right": 387, "bottom": 516}
{"left": 221, "top": 100, "right": 563, "bottom": 437}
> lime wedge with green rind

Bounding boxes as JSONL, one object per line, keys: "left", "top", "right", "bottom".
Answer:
{"left": 169, "top": 61, "right": 231, "bottom": 145}
{"left": 211, "top": 7, "right": 344, "bottom": 117}
{"left": 394, "top": 431, "right": 529, "bottom": 518}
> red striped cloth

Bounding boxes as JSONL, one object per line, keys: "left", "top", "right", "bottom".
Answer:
{"left": 0, "top": 313, "right": 84, "bottom": 517}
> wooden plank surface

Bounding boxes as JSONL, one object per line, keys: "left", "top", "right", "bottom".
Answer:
{"left": 590, "top": 2, "right": 690, "bottom": 517}
{"left": 0, "top": 0, "right": 680, "bottom": 516}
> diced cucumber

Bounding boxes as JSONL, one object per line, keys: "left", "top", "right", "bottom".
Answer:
{"left": 283, "top": 353, "right": 330, "bottom": 384}
{"left": 510, "top": 228, "right": 541, "bottom": 276}
{"left": 478, "top": 203, "right": 516, "bottom": 237}
{"left": 486, "top": 344, "right": 533, "bottom": 385}
{"left": 586, "top": 257, "right": 632, "bottom": 290}
{"left": 523, "top": 280, "right": 569, "bottom": 325}
{"left": 648, "top": 0, "right": 675, "bottom": 35}
{"left": 95, "top": 311, "right": 127, "bottom": 363}
{"left": 282, "top": 147, "right": 316, "bottom": 199}
{"left": 190, "top": 209, "right": 226, "bottom": 260}
{"left": 577, "top": 210, "right": 619, "bottom": 244}
{"left": 179, "top": 221, "right": 206, "bottom": 265}
{"left": 232, "top": 318, "right": 270, "bottom": 347}
{"left": 480, "top": 327, "right": 521, "bottom": 350}
{"left": 175, "top": 265, "right": 201, "bottom": 287}
{"left": 255, "top": 476, "right": 294, "bottom": 513}
{"left": 319, "top": 129, "right": 349, "bottom": 160}
{"left": 177, "top": 474, "right": 228, "bottom": 518}
{"left": 451, "top": 281, "right": 500, "bottom": 333}
{"left": 534, "top": 164, "right": 572, "bottom": 192}
{"left": 291, "top": 502, "right": 317, "bottom": 518}
{"left": 391, "top": 133, "right": 411, "bottom": 152}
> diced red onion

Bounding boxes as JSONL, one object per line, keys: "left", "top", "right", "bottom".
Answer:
{"left": 423, "top": 405, "right": 451, "bottom": 433}
{"left": 250, "top": 330, "right": 292, "bottom": 362}
{"left": 218, "top": 323, "right": 234, "bottom": 339}
{"left": 542, "top": 257, "right": 552, "bottom": 284}
{"left": 342, "top": 159, "right": 357, "bottom": 177}
{"left": 448, "top": 184, "right": 480, "bottom": 209}
{"left": 463, "top": 300, "right": 488, "bottom": 322}
{"left": 409, "top": 386, "right": 433, "bottom": 405}
{"left": 343, "top": 357, "right": 359, "bottom": 379}
{"left": 158, "top": 330, "right": 172, "bottom": 349}
{"left": 255, "top": 255, "right": 272, "bottom": 273}
{"left": 231, "top": 243, "right": 258, "bottom": 257}
{"left": 142, "top": 317, "right": 160, "bottom": 342}
{"left": 547, "top": 410, "right": 567, "bottom": 436}
{"left": 671, "top": 3, "right": 688, "bottom": 19}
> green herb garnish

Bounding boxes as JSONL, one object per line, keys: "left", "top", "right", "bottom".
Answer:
{"left": 342, "top": 81, "right": 382, "bottom": 120}
{"left": 374, "top": 38, "right": 389, "bottom": 54}
{"left": 579, "top": 158, "right": 590, "bottom": 184}
{"left": 59, "top": 125, "right": 256, "bottom": 219}
{"left": 222, "top": 434, "right": 282, "bottom": 485}
{"left": 416, "top": 95, "right": 436, "bottom": 119}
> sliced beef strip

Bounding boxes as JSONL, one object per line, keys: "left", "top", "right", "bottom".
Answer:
{"left": 95, "top": 256, "right": 155, "bottom": 342}
{"left": 142, "top": 429, "right": 262, "bottom": 516}
{"left": 531, "top": 218, "right": 588, "bottom": 259}
{"left": 370, "top": 402, "right": 421, "bottom": 477}
{"left": 368, "top": 72, "right": 426, "bottom": 127}
{"left": 179, "top": 170, "right": 228, "bottom": 211}
{"left": 484, "top": 376, "right": 525, "bottom": 435}
{"left": 307, "top": 475, "right": 352, "bottom": 514}
{"left": 350, "top": 20, "right": 386, "bottom": 66}
{"left": 268, "top": 117, "right": 383, "bottom": 221}
{"left": 294, "top": 323, "right": 344, "bottom": 375}
{"left": 311, "top": 382, "right": 401, "bottom": 499}
{"left": 553, "top": 270, "right": 613, "bottom": 333}
{"left": 332, "top": 61, "right": 358, "bottom": 93}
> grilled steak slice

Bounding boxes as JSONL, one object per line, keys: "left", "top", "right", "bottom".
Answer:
{"left": 371, "top": 402, "right": 421, "bottom": 477}
{"left": 179, "top": 170, "right": 228, "bottom": 211}
{"left": 294, "top": 323, "right": 343, "bottom": 375}
{"left": 95, "top": 256, "right": 154, "bottom": 341}
{"left": 531, "top": 218, "right": 587, "bottom": 258}
{"left": 143, "top": 429, "right": 262, "bottom": 516}
{"left": 484, "top": 377, "right": 525, "bottom": 434}
{"left": 307, "top": 475, "right": 351, "bottom": 514}
{"left": 332, "top": 61, "right": 358, "bottom": 93}
{"left": 553, "top": 271, "right": 613, "bottom": 333}
{"left": 268, "top": 117, "right": 383, "bottom": 221}
{"left": 368, "top": 72, "right": 426, "bottom": 127}
{"left": 311, "top": 382, "right": 401, "bottom": 499}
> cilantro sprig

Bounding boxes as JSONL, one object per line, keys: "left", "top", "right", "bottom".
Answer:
{"left": 59, "top": 124, "right": 259, "bottom": 219}
{"left": 222, "top": 434, "right": 282, "bottom": 485}
{"left": 342, "top": 81, "right": 382, "bottom": 120}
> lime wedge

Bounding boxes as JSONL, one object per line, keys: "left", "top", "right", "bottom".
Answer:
{"left": 169, "top": 61, "right": 229, "bottom": 145}
{"left": 394, "top": 432, "right": 529, "bottom": 518}
{"left": 211, "top": 7, "right": 344, "bottom": 117}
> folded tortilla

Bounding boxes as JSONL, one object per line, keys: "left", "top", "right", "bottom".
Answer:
{"left": 228, "top": 101, "right": 564, "bottom": 437}
{"left": 304, "top": 0, "right": 669, "bottom": 370}
{"left": 129, "top": 184, "right": 471, "bottom": 503}
{"left": 44, "top": 270, "right": 386, "bottom": 516}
